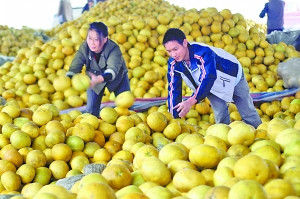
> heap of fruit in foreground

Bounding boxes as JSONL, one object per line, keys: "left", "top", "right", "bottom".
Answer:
{"left": 0, "top": 0, "right": 299, "bottom": 112}
{"left": 0, "top": 91, "right": 299, "bottom": 198}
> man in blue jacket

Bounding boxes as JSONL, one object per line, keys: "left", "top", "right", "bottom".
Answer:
{"left": 82, "top": 0, "right": 94, "bottom": 13}
{"left": 260, "top": 0, "right": 285, "bottom": 34}
{"left": 163, "top": 28, "right": 262, "bottom": 128}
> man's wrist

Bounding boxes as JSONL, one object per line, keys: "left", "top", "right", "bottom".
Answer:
{"left": 189, "top": 97, "right": 197, "bottom": 105}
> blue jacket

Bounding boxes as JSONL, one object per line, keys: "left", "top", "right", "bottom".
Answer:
{"left": 167, "top": 42, "right": 242, "bottom": 118}
{"left": 82, "top": 3, "right": 90, "bottom": 13}
{"left": 259, "top": 0, "right": 285, "bottom": 30}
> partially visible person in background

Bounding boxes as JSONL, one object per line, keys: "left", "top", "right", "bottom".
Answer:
{"left": 57, "top": 0, "right": 73, "bottom": 24}
{"left": 82, "top": 0, "right": 94, "bottom": 13}
{"left": 259, "top": 0, "right": 285, "bottom": 34}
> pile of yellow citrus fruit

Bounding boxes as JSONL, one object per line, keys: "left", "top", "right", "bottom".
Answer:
{"left": 0, "top": 0, "right": 299, "bottom": 112}
{"left": 0, "top": 25, "right": 44, "bottom": 57}
{"left": 0, "top": 0, "right": 299, "bottom": 197}
{"left": 0, "top": 90, "right": 298, "bottom": 198}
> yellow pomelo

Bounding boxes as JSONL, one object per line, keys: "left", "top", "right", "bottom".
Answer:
{"left": 213, "top": 166, "right": 234, "bottom": 186}
{"left": 264, "top": 179, "right": 295, "bottom": 199}
{"left": 167, "top": 159, "right": 197, "bottom": 175}
{"left": 189, "top": 144, "right": 221, "bottom": 169}
{"left": 227, "top": 144, "right": 250, "bottom": 158}
{"left": 116, "top": 116, "right": 135, "bottom": 133}
{"left": 45, "top": 130, "right": 65, "bottom": 147}
{"left": 51, "top": 143, "right": 72, "bottom": 161}
{"left": 79, "top": 173, "right": 108, "bottom": 189}
{"left": 158, "top": 143, "right": 188, "bottom": 164}
{"left": 140, "top": 156, "right": 171, "bottom": 186}
{"left": 21, "top": 182, "right": 43, "bottom": 199}
{"left": 102, "top": 163, "right": 132, "bottom": 190}
{"left": 145, "top": 185, "right": 173, "bottom": 199}
{"left": 228, "top": 180, "right": 267, "bottom": 199}
{"left": 115, "top": 91, "right": 135, "bottom": 108}
{"left": 70, "top": 155, "right": 90, "bottom": 171}
{"left": 267, "top": 118, "right": 290, "bottom": 141}
{"left": 26, "top": 150, "right": 47, "bottom": 168}
{"left": 100, "top": 107, "right": 119, "bottom": 124}
{"left": 33, "top": 167, "right": 52, "bottom": 185}
{"left": 133, "top": 144, "right": 158, "bottom": 169}
{"left": 206, "top": 123, "right": 230, "bottom": 145}
{"left": 66, "top": 136, "right": 85, "bottom": 152}
{"left": 275, "top": 128, "right": 300, "bottom": 150}
{"left": 72, "top": 122, "right": 95, "bottom": 142}
{"left": 173, "top": 168, "right": 206, "bottom": 192}
{"left": 233, "top": 154, "right": 269, "bottom": 184}
{"left": 49, "top": 160, "right": 69, "bottom": 180}
{"left": 93, "top": 148, "right": 112, "bottom": 163}
{"left": 34, "top": 184, "right": 76, "bottom": 199}
{"left": 32, "top": 108, "right": 53, "bottom": 126}
{"left": 53, "top": 76, "right": 71, "bottom": 91}
{"left": 71, "top": 73, "right": 90, "bottom": 92}
{"left": 78, "top": 113, "right": 99, "bottom": 129}
{"left": 21, "top": 121, "right": 40, "bottom": 138}
{"left": 251, "top": 145, "right": 282, "bottom": 166}
{"left": 180, "top": 133, "right": 204, "bottom": 150}
{"left": 10, "top": 130, "right": 31, "bottom": 149}
{"left": 147, "top": 111, "right": 167, "bottom": 132}
{"left": 1, "top": 171, "right": 21, "bottom": 191}
{"left": 204, "top": 186, "right": 230, "bottom": 199}
{"left": 115, "top": 185, "right": 143, "bottom": 198}
{"left": 77, "top": 182, "right": 116, "bottom": 199}
{"left": 16, "top": 164, "right": 35, "bottom": 184}
{"left": 1, "top": 145, "right": 24, "bottom": 167}
{"left": 228, "top": 121, "right": 255, "bottom": 146}
{"left": 163, "top": 121, "right": 181, "bottom": 140}
{"left": 187, "top": 185, "right": 212, "bottom": 199}
{"left": 83, "top": 142, "right": 100, "bottom": 157}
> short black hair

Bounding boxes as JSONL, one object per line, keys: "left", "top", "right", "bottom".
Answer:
{"left": 163, "top": 28, "right": 186, "bottom": 45}
{"left": 89, "top": 22, "right": 108, "bottom": 38}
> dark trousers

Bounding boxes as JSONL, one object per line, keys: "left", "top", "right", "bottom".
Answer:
{"left": 86, "top": 75, "right": 130, "bottom": 117}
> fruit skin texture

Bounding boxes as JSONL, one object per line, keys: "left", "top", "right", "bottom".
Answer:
{"left": 229, "top": 180, "right": 267, "bottom": 199}
{"left": 189, "top": 144, "right": 221, "bottom": 169}
{"left": 233, "top": 154, "right": 269, "bottom": 184}
{"left": 140, "top": 156, "right": 171, "bottom": 186}
{"left": 146, "top": 112, "right": 167, "bottom": 132}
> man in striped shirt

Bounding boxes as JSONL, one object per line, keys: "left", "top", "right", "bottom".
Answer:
{"left": 163, "top": 28, "right": 262, "bottom": 128}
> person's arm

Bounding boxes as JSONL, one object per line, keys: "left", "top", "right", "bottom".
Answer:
{"left": 66, "top": 44, "right": 86, "bottom": 77}
{"left": 175, "top": 51, "right": 217, "bottom": 118}
{"left": 103, "top": 45, "right": 124, "bottom": 82}
{"left": 259, "top": 3, "right": 269, "bottom": 18}
{"left": 82, "top": 4, "right": 88, "bottom": 13}
{"left": 167, "top": 60, "right": 182, "bottom": 118}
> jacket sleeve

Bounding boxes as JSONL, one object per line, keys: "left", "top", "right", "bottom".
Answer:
{"left": 259, "top": 3, "right": 268, "bottom": 18}
{"left": 104, "top": 45, "right": 124, "bottom": 81}
{"left": 167, "top": 61, "right": 182, "bottom": 118}
{"left": 192, "top": 51, "right": 217, "bottom": 102}
{"left": 66, "top": 43, "right": 87, "bottom": 77}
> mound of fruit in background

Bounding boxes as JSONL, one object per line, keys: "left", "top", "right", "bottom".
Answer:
{"left": 0, "top": 25, "right": 45, "bottom": 57}
{"left": 0, "top": 0, "right": 299, "bottom": 113}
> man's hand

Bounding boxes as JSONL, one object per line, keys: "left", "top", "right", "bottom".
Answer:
{"left": 174, "top": 97, "right": 197, "bottom": 118}
{"left": 89, "top": 72, "right": 104, "bottom": 88}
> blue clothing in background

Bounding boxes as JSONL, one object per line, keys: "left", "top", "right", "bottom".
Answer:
{"left": 260, "top": 0, "right": 285, "bottom": 34}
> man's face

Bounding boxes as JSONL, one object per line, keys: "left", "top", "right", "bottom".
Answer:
{"left": 88, "top": 1, "right": 94, "bottom": 7}
{"left": 87, "top": 29, "right": 107, "bottom": 53}
{"left": 164, "top": 39, "right": 188, "bottom": 62}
